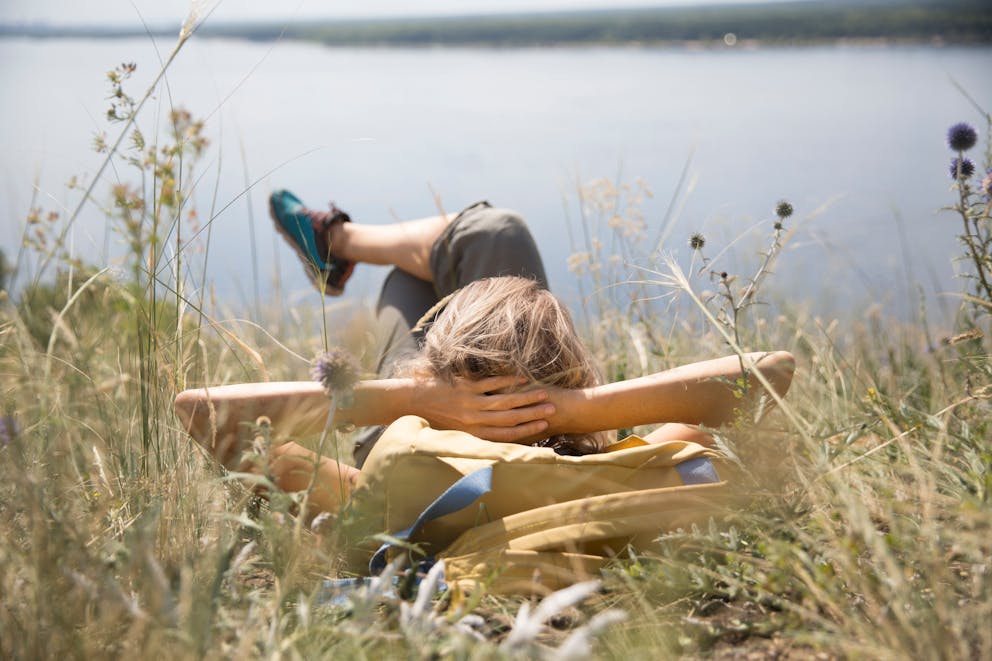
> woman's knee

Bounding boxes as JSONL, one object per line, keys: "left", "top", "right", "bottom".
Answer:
{"left": 643, "top": 423, "right": 717, "bottom": 448}
{"left": 477, "top": 207, "right": 529, "bottom": 235}
{"left": 453, "top": 206, "right": 532, "bottom": 246}
{"left": 440, "top": 206, "right": 548, "bottom": 289}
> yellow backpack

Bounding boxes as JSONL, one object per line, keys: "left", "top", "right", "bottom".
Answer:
{"left": 345, "top": 416, "right": 728, "bottom": 595}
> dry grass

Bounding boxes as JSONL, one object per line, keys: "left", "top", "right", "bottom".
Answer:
{"left": 3, "top": 230, "right": 989, "bottom": 658}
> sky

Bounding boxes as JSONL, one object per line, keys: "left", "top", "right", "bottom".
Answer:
{"left": 1, "top": 0, "right": 795, "bottom": 26}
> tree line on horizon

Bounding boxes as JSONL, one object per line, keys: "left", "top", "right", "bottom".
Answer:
{"left": 2, "top": 0, "right": 990, "bottom": 45}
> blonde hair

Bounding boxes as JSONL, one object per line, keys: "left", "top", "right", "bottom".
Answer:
{"left": 405, "top": 276, "right": 609, "bottom": 454}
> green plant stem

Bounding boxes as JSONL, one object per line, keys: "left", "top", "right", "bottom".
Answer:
{"left": 954, "top": 150, "right": 992, "bottom": 307}
{"left": 719, "top": 278, "right": 749, "bottom": 397}
{"left": 959, "top": 202, "right": 992, "bottom": 305}
{"left": 304, "top": 394, "right": 337, "bottom": 517}
{"left": 664, "top": 257, "right": 812, "bottom": 447}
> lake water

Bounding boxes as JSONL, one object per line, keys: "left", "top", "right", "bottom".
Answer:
{"left": 1, "top": 36, "right": 990, "bottom": 324}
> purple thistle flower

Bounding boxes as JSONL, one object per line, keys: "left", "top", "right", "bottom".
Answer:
{"left": 947, "top": 122, "right": 978, "bottom": 152}
{"left": 311, "top": 348, "right": 361, "bottom": 395}
{"left": 949, "top": 157, "right": 975, "bottom": 180}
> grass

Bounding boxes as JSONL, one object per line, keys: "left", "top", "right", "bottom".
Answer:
{"left": 4, "top": 247, "right": 990, "bottom": 659}
{"left": 1, "top": 23, "right": 991, "bottom": 661}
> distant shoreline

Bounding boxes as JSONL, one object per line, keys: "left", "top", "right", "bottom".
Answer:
{"left": 2, "top": 0, "right": 989, "bottom": 47}
{"left": 2, "top": 33, "right": 986, "bottom": 52}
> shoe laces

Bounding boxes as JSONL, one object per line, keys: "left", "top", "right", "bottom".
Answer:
{"left": 302, "top": 203, "right": 348, "bottom": 231}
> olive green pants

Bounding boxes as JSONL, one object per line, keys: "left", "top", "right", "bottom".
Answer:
{"left": 351, "top": 201, "right": 548, "bottom": 467}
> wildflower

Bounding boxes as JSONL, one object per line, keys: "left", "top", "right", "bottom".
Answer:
{"left": 0, "top": 416, "right": 18, "bottom": 447}
{"left": 947, "top": 122, "right": 978, "bottom": 151}
{"left": 950, "top": 158, "right": 975, "bottom": 180}
{"left": 689, "top": 233, "right": 706, "bottom": 250}
{"left": 775, "top": 200, "right": 793, "bottom": 219}
{"left": 311, "top": 348, "right": 361, "bottom": 396}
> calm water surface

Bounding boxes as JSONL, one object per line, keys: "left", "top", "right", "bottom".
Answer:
{"left": 1, "top": 37, "right": 990, "bottom": 323}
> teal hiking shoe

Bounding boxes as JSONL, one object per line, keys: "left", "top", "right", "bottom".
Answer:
{"left": 269, "top": 189, "right": 355, "bottom": 295}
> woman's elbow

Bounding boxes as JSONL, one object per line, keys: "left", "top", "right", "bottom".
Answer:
{"left": 758, "top": 351, "right": 795, "bottom": 397}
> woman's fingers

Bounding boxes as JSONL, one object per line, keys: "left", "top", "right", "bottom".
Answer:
{"left": 479, "top": 403, "right": 555, "bottom": 427}
{"left": 480, "top": 419, "right": 549, "bottom": 443}
{"left": 478, "top": 388, "right": 547, "bottom": 411}
{"left": 467, "top": 374, "right": 529, "bottom": 394}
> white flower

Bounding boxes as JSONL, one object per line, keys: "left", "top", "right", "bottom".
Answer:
{"left": 549, "top": 609, "right": 627, "bottom": 661}
{"left": 399, "top": 560, "right": 447, "bottom": 636}
{"left": 501, "top": 581, "right": 603, "bottom": 652}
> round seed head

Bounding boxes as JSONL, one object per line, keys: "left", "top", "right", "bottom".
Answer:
{"left": 775, "top": 200, "right": 793, "bottom": 219}
{"left": 311, "top": 348, "right": 361, "bottom": 394}
{"left": 947, "top": 122, "right": 978, "bottom": 152}
{"left": 689, "top": 233, "right": 706, "bottom": 250}
{"left": 949, "top": 157, "right": 975, "bottom": 180}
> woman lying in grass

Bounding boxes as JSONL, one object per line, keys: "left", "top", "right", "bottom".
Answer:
{"left": 175, "top": 193, "right": 795, "bottom": 518}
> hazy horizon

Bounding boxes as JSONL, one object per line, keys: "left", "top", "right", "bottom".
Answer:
{"left": 0, "top": 0, "right": 802, "bottom": 27}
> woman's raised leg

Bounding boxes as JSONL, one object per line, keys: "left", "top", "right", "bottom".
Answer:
{"left": 300, "top": 199, "right": 549, "bottom": 291}
{"left": 327, "top": 213, "right": 451, "bottom": 282}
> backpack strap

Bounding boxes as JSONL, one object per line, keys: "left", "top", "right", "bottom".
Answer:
{"left": 369, "top": 464, "right": 493, "bottom": 575}
{"left": 675, "top": 456, "right": 721, "bottom": 485}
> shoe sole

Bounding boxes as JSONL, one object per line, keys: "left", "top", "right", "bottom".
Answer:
{"left": 269, "top": 195, "right": 346, "bottom": 296}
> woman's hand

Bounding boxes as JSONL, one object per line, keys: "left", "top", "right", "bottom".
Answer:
{"left": 408, "top": 374, "right": 555, "bottom": 443}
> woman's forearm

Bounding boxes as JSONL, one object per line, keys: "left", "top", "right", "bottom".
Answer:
{"left": 339, "top": 378, "right": 419, "bottom": 426}
{"left": 357, "top": 374, "right": 554, "bottom": 442}
{"left": 173, "top": 379, "right": 413, "bottom": 467}
{"left": 174, "top": 374, "right": 554, "bottom": 466}
{"left": 546, "top": 352, "right": 795, "bottom": 435}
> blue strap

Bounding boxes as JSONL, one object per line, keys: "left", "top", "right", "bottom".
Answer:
{"left": 369, "top": 465, "right": 493, "bottom": 575}
{"left": 676, "top": 457, "right": 720, "bottom": 485}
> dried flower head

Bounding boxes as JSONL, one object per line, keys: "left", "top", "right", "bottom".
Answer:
{"left": 775, "top": 200, "right": 793, "bottom": 219}
{"left": 981, "top": 170, "right": 992, "bottom": 199}
{"left": 949, "top": 157, "right": 975, "bottom": 180}
{"left": 689, "top": 233, "right": 706, "bottom": 250}
{"left": 947, "top": 122, "right": 978, "bottom": 152}
{"left": 942, "top": 328, "right": 983, "bottom": 346}
{"left": 311, "top": 348, "right": 361, "bottom": 395}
